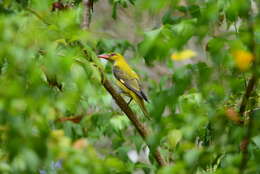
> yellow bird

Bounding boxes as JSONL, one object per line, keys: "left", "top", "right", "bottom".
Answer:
{"left": 98, "top": 53, "right": 150, "bottom": 119}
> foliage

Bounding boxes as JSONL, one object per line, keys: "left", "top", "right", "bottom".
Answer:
{"left": 0, "top": 0, "right": 259, "bottom": 174}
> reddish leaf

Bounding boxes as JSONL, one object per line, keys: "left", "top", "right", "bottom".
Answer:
{"left": 56, "top": 115, "right": 84, "bottom": 123}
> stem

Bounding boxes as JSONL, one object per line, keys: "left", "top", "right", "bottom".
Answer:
{"left": 25, "top": 8, "right": 50, "bottom": 25}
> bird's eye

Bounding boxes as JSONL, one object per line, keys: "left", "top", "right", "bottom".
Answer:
{"left": 110, "top": 53, "right": 116, "bottom": 56}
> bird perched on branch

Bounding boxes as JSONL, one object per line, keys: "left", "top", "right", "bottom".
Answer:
{"left": 98, "top": 53, "right": 150, "bottom": 119}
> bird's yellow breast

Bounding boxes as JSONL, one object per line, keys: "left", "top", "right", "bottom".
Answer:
{"left": 114, "top": 60, "right": 139, "bottom": 79}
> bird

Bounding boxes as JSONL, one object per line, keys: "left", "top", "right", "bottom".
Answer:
{"left": 98, "top": 53, "right": 150, "bottom": 119}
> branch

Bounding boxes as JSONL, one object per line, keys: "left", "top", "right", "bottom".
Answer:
{"left": 239, "top": 9, "right": 259, "bottom": 174}
{"left": 82, "top": 0, "right": 93, "bottom": 29}
{"left": 102, "top": 79, "right": 148, "bottom": 137}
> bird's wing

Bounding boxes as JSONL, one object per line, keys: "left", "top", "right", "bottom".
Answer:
{"left": 113, "top": 66, "right": 148, "bottom": 102}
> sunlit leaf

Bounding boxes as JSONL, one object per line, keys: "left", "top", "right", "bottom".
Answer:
{"left": 167, "top": 129, "right": 182, "bottom": 148}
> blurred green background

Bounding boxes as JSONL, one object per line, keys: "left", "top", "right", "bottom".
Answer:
{"left": 0, "top": 0, "right": 259, "bottom": 173}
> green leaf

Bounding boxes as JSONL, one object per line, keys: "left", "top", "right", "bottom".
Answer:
{"left": 253, "top": 136, "right": 260, "bottom": 149}
{"left": 110, "top": 115, "right": 129, "bottom": 132}
{"left": 184, "top": 149, "right": 201, "bottom": 167}
{"left": 105, "top": 157, "right": 125, "bottom": 172}
{"left": 167, "top": 129, "right": 182, "bottom": 148}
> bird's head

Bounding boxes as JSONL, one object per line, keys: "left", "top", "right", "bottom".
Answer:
{"left": 98, "top": 53, "right": 123, "bottom": 62}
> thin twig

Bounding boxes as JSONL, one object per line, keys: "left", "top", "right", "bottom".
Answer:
{"left": 25, "top": 8, "right": 50, "bottom": 25}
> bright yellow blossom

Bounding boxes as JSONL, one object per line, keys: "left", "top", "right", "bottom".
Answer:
{"left": 171, "top": 49, "right": 197, "bottom": 61}
{"left": 232, "top": 50, "right": 254, "bottom": 71}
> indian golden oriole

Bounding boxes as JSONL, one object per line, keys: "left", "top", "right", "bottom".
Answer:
{"left": 98, "top": 53, "right": 150, "bottom": 119}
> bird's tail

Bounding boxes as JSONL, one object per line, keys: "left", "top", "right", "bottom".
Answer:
{"left": 133, "top": 95, "right": 151, "bottom": 120}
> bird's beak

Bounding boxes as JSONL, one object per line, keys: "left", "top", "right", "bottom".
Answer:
{"left": 98, "top": 54, "right": 110, "bottom": 59}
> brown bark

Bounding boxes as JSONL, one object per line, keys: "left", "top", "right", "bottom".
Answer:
{"left": 82, "top": 0, "right": 93, "bottom": 29}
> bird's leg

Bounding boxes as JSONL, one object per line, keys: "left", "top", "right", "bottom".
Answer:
{"left": 127, "top": 97, "right": 133, "bottom": 105}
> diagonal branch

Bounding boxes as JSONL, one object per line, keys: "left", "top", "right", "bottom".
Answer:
{"left": 102, "top": 78, "right": 148, "bottom": 138}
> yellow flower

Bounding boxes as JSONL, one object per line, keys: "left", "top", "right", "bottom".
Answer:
{"left": 232, "top": 50, "right": 254, "bottom": 71}
{"left": 171, "top": 49, "right": 197, "bottom": 61}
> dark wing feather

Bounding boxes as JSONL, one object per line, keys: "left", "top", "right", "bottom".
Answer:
{"left": 140, "top": 91, "right": 148, "bottom": 102}
{"left": 113, "top": 66, "right": 148, "bottom": 102}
